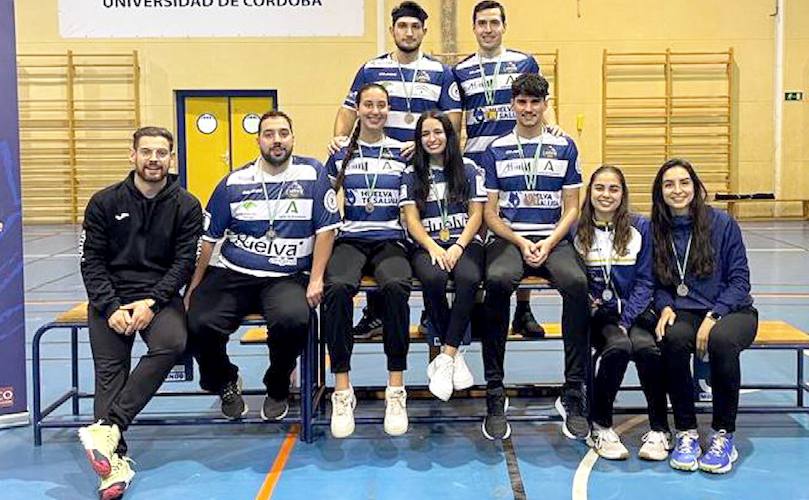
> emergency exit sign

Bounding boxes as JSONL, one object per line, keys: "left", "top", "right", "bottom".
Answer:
{"left": 785, "top": 91, "right": 804, "bottom": 101}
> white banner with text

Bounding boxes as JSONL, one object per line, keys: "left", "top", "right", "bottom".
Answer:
{"left": 59, "top": 0, "right": 365, "bottom": 38}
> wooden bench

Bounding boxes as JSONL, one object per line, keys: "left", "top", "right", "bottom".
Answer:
{"left": 31, "top": 302, "right": 319, "bottom": 445}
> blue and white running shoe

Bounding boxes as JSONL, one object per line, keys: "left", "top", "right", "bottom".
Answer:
{"left": 669, "top": 429, "right": 701, "bottom": 471}
{"left": 698, "top": 430, "right": 738, "bottom": 474}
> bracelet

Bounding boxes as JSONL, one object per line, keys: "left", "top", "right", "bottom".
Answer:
{"left": 452, "top": 242, "right": 465, "bottom": 251}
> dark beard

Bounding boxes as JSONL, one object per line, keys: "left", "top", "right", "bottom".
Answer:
{"left": 394, "top": 41, "right": 420, "bottom": 55}
{"left": 261, "top": 148, "right": 292, "bottom": 166}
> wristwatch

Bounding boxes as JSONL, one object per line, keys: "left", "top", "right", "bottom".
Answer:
{"left": 706, "top": 310, "right": 722, "bottom": 321}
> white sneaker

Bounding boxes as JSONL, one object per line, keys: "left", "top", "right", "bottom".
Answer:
{"left": 427, "top": 354, "right": 455, "bottom": 401}
{"left": 330, "top": 387, "right": 356, "bottom": 439}
{"left": 586, "top": 425, "right": 629, "bottom": 460}
{"left": 384, "top": 386, "right": 408, "bottom": 436}
{"left": 639, "top": 430, "right": 673, "bottom": 461}
{"left": 452, "top": 350, "right": 474, "bottom": 391}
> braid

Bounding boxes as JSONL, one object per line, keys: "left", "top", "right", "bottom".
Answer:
{"left": 335, "top": 122, "right": 361, "bottom": 192}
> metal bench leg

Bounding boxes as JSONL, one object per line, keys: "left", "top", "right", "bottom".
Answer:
{"left": 796, "top": 349, "right": 804, "bottom": 408}
{"left": 31, "top": 324, "right": 49, "bottom": 446}
{"left": 299, "top": 310, "right": 316, "bottom": 443}
{"left": 71, "top": 326, "right": 80, "bottom": 416}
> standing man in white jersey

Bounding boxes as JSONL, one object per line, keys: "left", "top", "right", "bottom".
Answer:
{"left": 330, "top": 1, "right": 462, "bottom": 339}
{"left": 454, "top": 0, "right": 558, "bottom": 338}
{"left": 186, "top": 111, "right": 341, "bottom": 421}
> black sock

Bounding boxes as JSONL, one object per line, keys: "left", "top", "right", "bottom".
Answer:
{"left": 515, "top": 300, "right": 530, "bottom": 315}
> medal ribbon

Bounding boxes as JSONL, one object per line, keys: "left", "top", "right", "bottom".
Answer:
{"left": 357, "top": 139, "right": 387, "bottom": 207}
{"left": 258, "top": 160, "right": 290, "bottom": 235}
{"left": 514, "top": 132, "right": 544, "bottom": 191}
{"left": 595, "top": 225, "right": 615, "bottom": 295}
{"left": 428, "top": 167, "right": 450, "bottom": 236}
{"left": 670, "top": 233, "right": 693, "bottom": 288}
{"left": 396, "top": 53, "right": 422, "bottom": 116}
{"left": 477, "top": 53, "right": 503, "bottom": 107}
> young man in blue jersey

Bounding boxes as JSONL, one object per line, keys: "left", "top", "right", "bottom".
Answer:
{"left": 480, "top": 74, "right": 590, "bottom": 441}
{"left": 455, "top": 0, "right": 560, "bottom": 338}
{"left": 329, "top": 1, "right": 462, "bottom": 339}
{"left": 186, "top": 111, "right": 340, "bottom": 421}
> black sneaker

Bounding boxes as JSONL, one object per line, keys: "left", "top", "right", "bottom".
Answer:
{"left": 417, "top": 310, "right": 430, "bottom": 334}
{"left": 555, "top": 385, "right": 590, "bottom": 440}
{"left": 261, "top": 395, "right": 289, "bottom": 421}
{"left": 511, "top": 308, "right": 545, "bottom": 338}
{"left": 482, "top": 386, "right": 511, "bottom": 440}
{"left": 220, "top": 376, "right": 247, "bottom": 420}
{"left": 352, "top": 307, "right": 383, "bottom": 340}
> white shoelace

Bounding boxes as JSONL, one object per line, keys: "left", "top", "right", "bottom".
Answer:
{"left": 642, "top": 431, "right": 669, "bottom": 447}
{"left": 595, "top": 427, "right": 620, "bottom": 447}
{"left": 706, "top": 432, "right": 729, "bottom": 457}
{"left": 387, "top": 390, "right": 406, "bottom": 414}
{"left": 675, "top": 431, "right": 698, "bottom": 453}
{"left": 333, "top": 392, "right": 353, "bottom": 417}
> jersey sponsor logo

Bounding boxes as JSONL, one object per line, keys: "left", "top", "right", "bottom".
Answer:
{"left": 448, "top": 81, "right": 461, "bottom": 101}
{"left": 324, "top": 189, "right": 339, "bottom": 213}
{"left": 424, "top": 212, "right": 466, "bottom": 232}
{"left": 415, "top": 70, "right": 431, "bottom": 83}
{"left": 544, "top": 145, "right": 558, "bottom": 159}
{"left": 503, "top": 61, "right": 519, "bottom": 73}
{"left": 284, "top": 181, "right": 304, "bottom": 199}
{"left": 346, "top": 188, "right": 399, "bottom": 206}
{"left": 240, "top": 200, "right": 257, "bottom": 210}
{"left": 231, "top": 233, "right": 306, "bottom": 258}
{"left": 269, "top": 256, "right": 298, "bottom": 267}
{"left": 241, "top": 188, "right": 262, "bottom": 196}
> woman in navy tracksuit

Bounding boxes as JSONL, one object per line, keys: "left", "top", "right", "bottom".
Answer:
{"left": 574, "top": 165, "right": 671, "bottom": 461}
{"left": 652, "top": 158, "right": 757, "bottom": 474}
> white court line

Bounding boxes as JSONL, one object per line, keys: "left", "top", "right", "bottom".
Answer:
{"left": 25, "top": 253, "right": 80, "bottom": 258}
{"left": 571, "top": 415, "right": 647, "bottom": 500}
{"left": 747, "top": 248, "right": 806, "bottom": 253}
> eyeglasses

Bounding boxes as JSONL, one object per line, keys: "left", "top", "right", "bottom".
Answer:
{"left": 137, "top": 148, "right": 171, "bottom": 160}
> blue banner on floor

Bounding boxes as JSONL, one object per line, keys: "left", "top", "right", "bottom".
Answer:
{"left": 0, "top": 0, "right": 29, "bottom": 426}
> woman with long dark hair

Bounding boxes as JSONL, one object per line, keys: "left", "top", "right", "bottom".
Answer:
{"left": 652, "top": 158, "right": 757, "bottom": 474}
{"left": 575, "top": 165, "right": 670, "bottom": 461}
{"left": 402, "top": 110, "right": 486, "bottom": 402}
{"left": 323, "top": 83, "right": 412, "bottom": 438}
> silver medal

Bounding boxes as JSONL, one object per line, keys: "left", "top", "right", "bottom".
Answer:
{"left": 365, "top": 200, "right": 375, "bottom": 213}
{"left": 601, "top": 288, "right": 614, "bottom": 302}
{"left": 676, "top": 283, "right": 689, "bottom": 297}
{"left": 265, "top": 227, "right": 277, "bottom": 241}
{"left": 404, "top": 112, "right": 415, "bottom": 124}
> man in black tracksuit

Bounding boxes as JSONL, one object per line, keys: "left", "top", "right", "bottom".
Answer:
{"left": 77, "top": 126, "right": 202, "bottom": 500}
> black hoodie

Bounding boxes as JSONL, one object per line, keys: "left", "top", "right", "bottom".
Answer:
{"left": 80, "top": 171, "right": 203, "bottom": 319}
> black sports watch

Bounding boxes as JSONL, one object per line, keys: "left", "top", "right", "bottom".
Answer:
{"left": 706, "top": 310, "right": 722, "bottom": 321}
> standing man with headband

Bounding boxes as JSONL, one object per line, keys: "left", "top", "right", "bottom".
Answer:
{"left": 454, "top": 0, "right": 560, "bottom": 338}
{"left": 329, "top": 1, "right": 462, "bottom": 339}
{"left": 186, "top": 111, "right": 340, "bottom": 422}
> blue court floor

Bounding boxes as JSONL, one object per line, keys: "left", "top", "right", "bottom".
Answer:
{"left": 1, "top": 221, "right": 808, "bottom": 499}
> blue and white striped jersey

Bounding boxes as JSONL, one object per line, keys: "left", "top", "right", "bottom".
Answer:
{"left": 453, "top": 49, "right": 540, "bottom": 157}
{"left": 325, "top": 137, "right": 408, "bottom": 241}
{"left": 482, "top": 131, "right": 582, "bottom": 237}
{"left": 343, "top": 53, "right": 461, "bottom": 142}
{"left": 203, "top": 156, "right": 342, "bottom": 278}
{"left": 401, "top": 158, "right": 487, "bottom": 244}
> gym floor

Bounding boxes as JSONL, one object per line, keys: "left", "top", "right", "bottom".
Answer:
{"left": 1, "top": 221, "right": 808, "bottom": 499}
